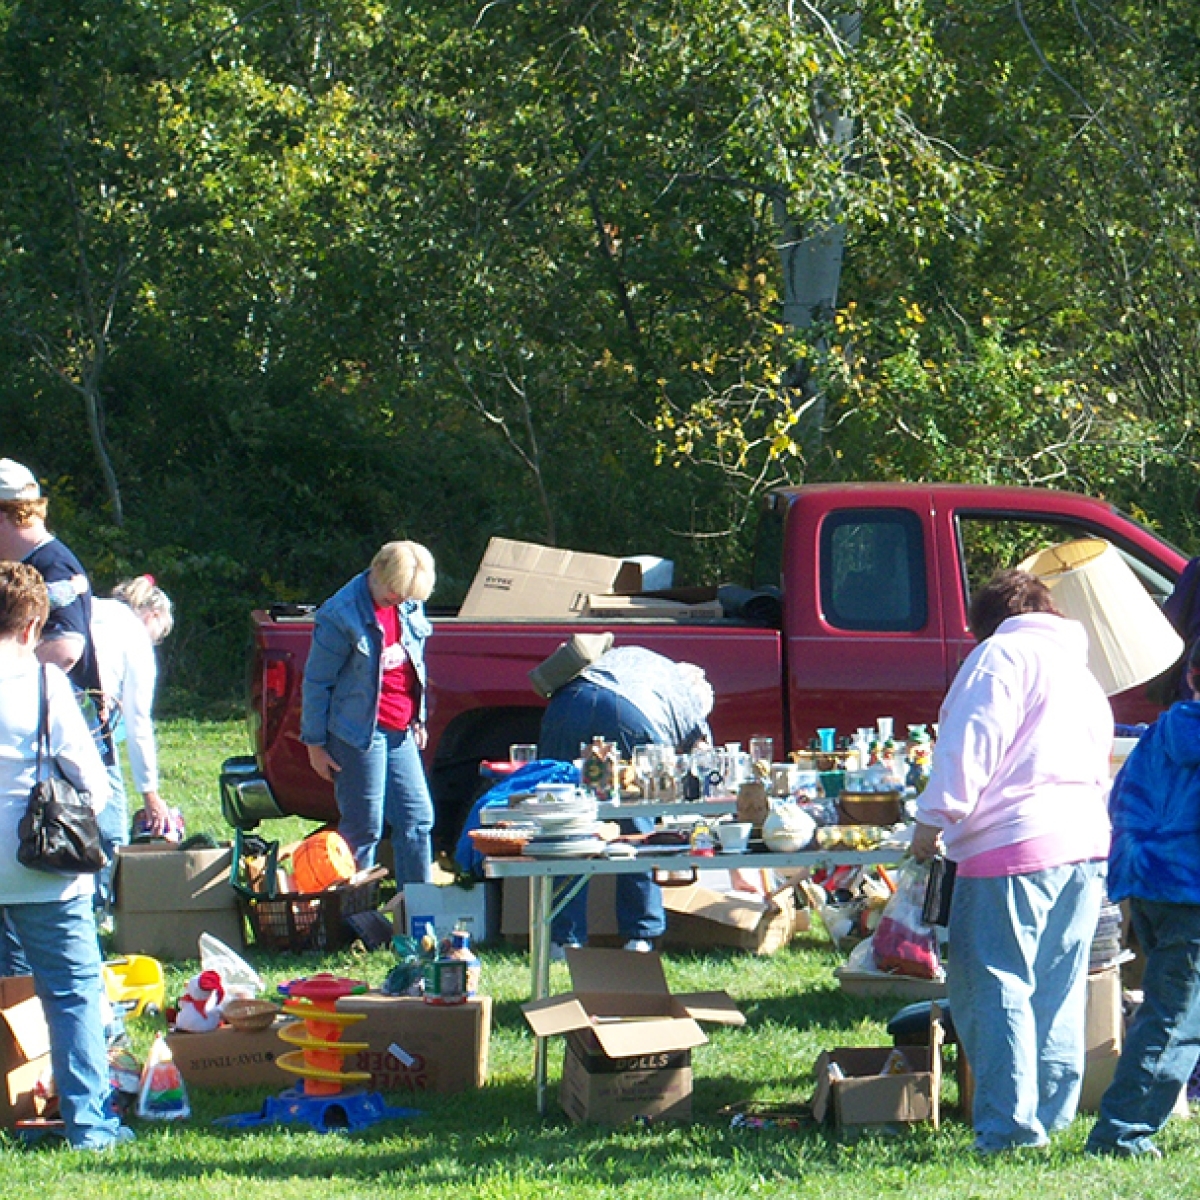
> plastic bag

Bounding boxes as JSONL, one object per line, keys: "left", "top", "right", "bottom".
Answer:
{"left": 870, "top": 860, "right": 942, "bottom": 979}
{"left": 136, "top": 1033, "right": 190, "bottom": 1121}
{"left": 199, "top": 932, "right": 264, "bottom": 1002}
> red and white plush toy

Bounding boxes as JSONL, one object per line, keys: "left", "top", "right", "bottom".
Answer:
{"left": 174, "top": 969, "right": 226, "bottom": 1033}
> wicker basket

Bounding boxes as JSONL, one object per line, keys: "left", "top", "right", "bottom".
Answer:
{"left": 467, "top": 826, "right": 533, "bottom": 858}
{"left": 239, "top": 866, "right": 388, "bottom": 952}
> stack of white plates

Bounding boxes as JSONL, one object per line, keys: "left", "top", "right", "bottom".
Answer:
{"left": 520, "top": 792, "right": 605, "bottom": 857}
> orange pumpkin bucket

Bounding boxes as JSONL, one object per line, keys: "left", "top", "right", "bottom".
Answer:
{"left": 290, "top": 830, "right": 357, "bottom": 894}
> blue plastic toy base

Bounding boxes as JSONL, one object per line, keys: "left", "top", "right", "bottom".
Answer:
{"left": 215, "top": 1088, "right": 420, "bottom": 1134}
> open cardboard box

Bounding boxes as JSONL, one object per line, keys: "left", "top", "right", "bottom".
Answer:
{"left": 523, "top": 948, "right": 744, "bottom": 1123}
{"left": 813, "top": 1007, "right": 945, "bottom": 1131}
{"left": 661, "top": 876, "right": 808, "bottom": 956}
{"left": 0, "top": 977, "right": 51, "bottom": 1126}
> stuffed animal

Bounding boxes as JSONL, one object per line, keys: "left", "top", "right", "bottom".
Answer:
{"left": 174, "top": 969, "right": 225, "bottom": 1033}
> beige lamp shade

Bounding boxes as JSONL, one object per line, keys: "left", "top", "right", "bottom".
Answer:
{"left": 1018, "top": 538, "right": 1183, "bottom": 696}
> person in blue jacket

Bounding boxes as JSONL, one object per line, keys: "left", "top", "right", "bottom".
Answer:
{"left": 1088, "top": 637, "right": 1200, "bottom": 1158}
{"left": 300, "top": 541, "right": 436, "bottom": 882}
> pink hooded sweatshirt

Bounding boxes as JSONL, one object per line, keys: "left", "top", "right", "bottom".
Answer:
{"left": 915, "top": 612, "right": 1112, "bottom": 872}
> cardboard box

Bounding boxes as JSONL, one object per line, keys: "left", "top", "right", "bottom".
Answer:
{"left": 168, "top": 1019, "right": 291, "bottom": 1089}
{"left": 960, "top": 967, "right": 1125, "bottom": 1118}
{"left": 661, "top": 880, "right": 805, "bottom": 956}
{"left": 114, "top": 845, "right": 243, "bottom": 961}
{"left": 395, "top": 881, "right": 500, "bottom": 943}
{"left": 522, "top": 948, "right": 744, "bottom": 1124}
{"left": 502, "top": 875, "right": 620, "bottom": 941}
{"left": 337, "top": 994, "right": 491, "bottom": 1094}
{"left": 0, "top": 977, "right": 51, "bottom": 1126}
{"left": 813, "top": 1015, "right": 945, "bottom": 1132}
{"left": 560, "top": 1029, "right": 692, "bottom": 1124}
{"left": 459, "top": 538, "right": 643, "bottom": 619}
{"left": 834, "top": 967, "right": 948, "bottom": 1001}
{"left": 581, "top": 595, "right": 724, "bottom": 622}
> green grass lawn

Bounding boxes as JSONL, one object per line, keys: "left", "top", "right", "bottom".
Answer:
{"left": 1, "top": 718, "right": 1195, "bottom": 1198}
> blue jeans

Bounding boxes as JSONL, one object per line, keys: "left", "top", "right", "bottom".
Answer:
{"left": 1087, "top": 898, "right": 1200, "bottom": 1156}
{"left": 2, "top": 894, "right": 122, "bottom": 1148}
{"left": 327, "top": 727, "right": 434, "bottom": 884}
{"left": 541, "top": 680, "right": 666, "bottom": 944}
{"left": 949, "top": 861, "right": 1104, "bottom": 1151}
{"left": 95, "top": 758, "right": 130, "bottom": 911}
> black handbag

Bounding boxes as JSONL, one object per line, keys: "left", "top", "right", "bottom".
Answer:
{"left": 16, "top": 667, "right": 107, "bottom": 875}
{"left": 920, "top": 854, "right": 956, "bottom": 927}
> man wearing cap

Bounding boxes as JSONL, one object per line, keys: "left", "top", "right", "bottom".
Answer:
{"left": 0, "top": 459, "right": 103, "bottom": 705}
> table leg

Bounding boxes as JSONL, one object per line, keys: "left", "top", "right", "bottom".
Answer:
{"left": 530, "top": 875, "right": 553, "bottom": 1115}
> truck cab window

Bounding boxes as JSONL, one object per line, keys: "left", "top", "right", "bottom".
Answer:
{"left": 820, "top": 509, "right": 927, "bottom": 632}
{"left": 957, "top": 515, "right": 1176, "bottom": 611}
{"left": 751, "top": 499, "right": 786, "bottom": 590}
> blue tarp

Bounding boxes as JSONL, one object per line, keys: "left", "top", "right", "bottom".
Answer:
{"left": 454, "top": 759, "right": 580, "bottom": 875}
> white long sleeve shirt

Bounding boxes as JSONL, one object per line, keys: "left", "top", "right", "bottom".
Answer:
{"left": 91, "top": 597, "right": 159, "bottom": 794}
{"left": 0, "top": 656, "right": 109, "bottom": 904}
{"left": 914, "top": 613, "right": 1112, "bottom": 866}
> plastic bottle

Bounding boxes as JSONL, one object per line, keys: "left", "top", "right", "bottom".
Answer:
{"left": 447, "top": 928, "right": 481, "bottom": 998}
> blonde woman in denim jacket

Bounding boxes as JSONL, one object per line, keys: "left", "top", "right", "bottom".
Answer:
{"left": 300, "top": 541, "right": 436, "bottom": 882}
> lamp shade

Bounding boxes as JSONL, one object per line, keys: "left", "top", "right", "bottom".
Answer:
{"left": 1018, "top": 538, "right": 1183, "bottom": 697}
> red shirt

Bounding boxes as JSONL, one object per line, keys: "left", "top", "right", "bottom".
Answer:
{"left": 374, "top": 603, "right": 419, "bottom": 732}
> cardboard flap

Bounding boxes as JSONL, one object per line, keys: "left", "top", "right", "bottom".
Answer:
{"left": 675, "top": 990, "right": 747, "bottom": 1027}
{"left": 2, "top": 996, "right": 51, "bottom": 1062}
{"left": 811, "top": 1051, "right": 834, "bottom": 1125}
{"left": 591, "top": 1016, "right": 708, "bottom": 1058}
{"left": 565, "top": 947, "right": 669, "bottom": 995}
{"left": 661, "top": 885, "right": 776, "bottom": 932}
{"left": 522, "top": 995, "right": 594, "bottom": 1038}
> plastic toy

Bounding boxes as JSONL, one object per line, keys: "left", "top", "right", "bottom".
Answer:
{"left": 215, "top": 973, "right": 419, "bottom": 1134}
{"left": 175, "top": 969, "right": 226, "bottom": 1033}
{"left": 102, "top": 955, "right": 166, "bottom": 1018}
{"left": 289, "top": 830, "right": 356, "bottom": 894}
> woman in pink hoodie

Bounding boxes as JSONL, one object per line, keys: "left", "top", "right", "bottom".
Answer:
{"left": 911, "top": 569, "right": 1112, "bottom": 1154}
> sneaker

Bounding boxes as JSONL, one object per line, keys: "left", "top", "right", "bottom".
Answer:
{"left": 550, "top": 942, "right": 580, "bottom": 963}
{"left": 623, "top": 939, "right": 654, "bottom": 953}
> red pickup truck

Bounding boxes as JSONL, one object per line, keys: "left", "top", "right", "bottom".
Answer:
{"left": 220, "top": 482, "right": 1186, "bottom": 848}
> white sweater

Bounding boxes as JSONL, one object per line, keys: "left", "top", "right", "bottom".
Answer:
{"left": 0, "top": 656, "right": 110, "bottom": 904}
{"left": 914, "top": 613, "right": 1112, "bottom": 865}
{"left": 92, "top": 597, "right": 160, "bottom": 794}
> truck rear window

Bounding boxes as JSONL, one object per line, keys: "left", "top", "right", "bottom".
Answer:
{"left": 820, "top": 509, "right": 927, "bottom": 632}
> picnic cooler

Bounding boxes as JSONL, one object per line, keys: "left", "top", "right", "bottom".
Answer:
{"left": 232, "top": 830, "right": 387, "bottom": 952}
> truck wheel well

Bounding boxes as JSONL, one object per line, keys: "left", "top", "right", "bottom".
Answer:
{"left": 430, "top": 707, "right": 544, "bottom": 852}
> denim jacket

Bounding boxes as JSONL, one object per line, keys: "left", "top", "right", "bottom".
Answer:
{"left": 300, "top": 571, "right": 432, "bottom": 752}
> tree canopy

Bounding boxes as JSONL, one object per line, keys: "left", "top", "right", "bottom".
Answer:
{"left": 1, "top": 0, "right": 1197, "bottom": 700}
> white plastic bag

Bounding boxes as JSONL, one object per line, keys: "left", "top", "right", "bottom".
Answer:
{"left": 199, "top": 932, "right": 264, "bottom": 1001}
{"left": 136, "top": 1033, "right": 190, "bottom": 1121}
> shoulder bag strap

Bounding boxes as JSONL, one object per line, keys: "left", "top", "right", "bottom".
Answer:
{"left": 35, "top": 664, "right": 50, "bottom": 782}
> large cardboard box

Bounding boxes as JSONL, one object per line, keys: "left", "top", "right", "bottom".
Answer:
{"left": 395, "top": 881, "right": 500, "bottom": 943}
{"left": 560, "top": 1029, "right": 692, "bottom": 1124}
{"left": 661, "top": 881, "right": 806, "bottom": 956}
{"left": 960, "top": 966, "right": 1124, "bottom": 1118}
{"left": 0, "top": 977, "right": 51, "bottom": 1126}
{"left": 502, "top": 875, "right": 620, "bottom": 941}
{"left": 459, "top": 538, "right": 643, "bottom": 619}
{"left": 114, "top": 844, "right": 243, "bottom": 961}
{"left": 338, "top": 994, "right": 491, "bottom": 1094}
{"left": 168, "top": 1019, "right": 292, "bottom": 1089}
{"left": 522, "top": 948, "right": 743, "bottom": 1124}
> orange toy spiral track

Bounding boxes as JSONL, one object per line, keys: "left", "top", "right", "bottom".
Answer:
{"left": 276, "top": 974, "right": 371, "bottom": 1097}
